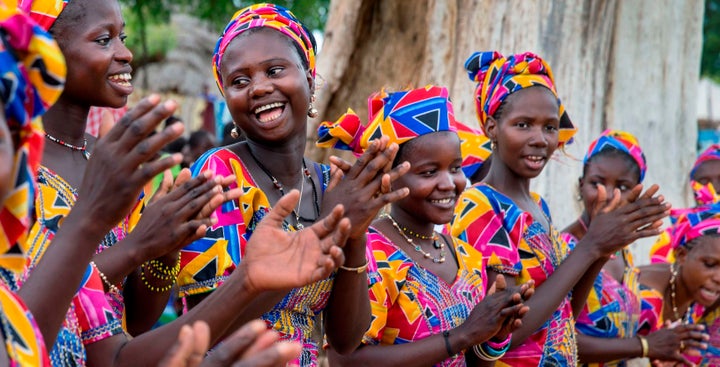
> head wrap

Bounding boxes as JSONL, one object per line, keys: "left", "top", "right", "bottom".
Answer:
{"left": 583, "top": 129, "right": 647, "bottom": 182}
{"left": 690, "top": 144, "right": 720, "bottom": 179}
{"left": 212, "top": 3, "right": 316, "bottom": 95}
{"left": 455, "top": 121, "right": 491, "bottom": 178}
{"left": 0, "top": 1, "right": 66, "bottom": 260}
{"left": 464, "top": 51, "right": 576, "bottom": 148}
{"left": 18, "top": 0, "right": 70, "bottom": 31}
{"left": 670, "top": 203, "right": 720, "bottom": 250}
{"left": 316, "top": 85, "right": 458, "bottom": 155}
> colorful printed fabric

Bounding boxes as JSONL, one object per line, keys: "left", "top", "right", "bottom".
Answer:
{"left": 691, "top": 305, "right": 720, "bottom": 366}
{"left": 212, "top": 3, "right": 316, "bottom": 94}
{"left": 85, "top": 106, "right": 126, "bottom": 138}
{"left": 691, "top": 180, "right": 720, "bottom": 206}
{"left": 178, "top": 147, "right": 332, "bottom": 367}
{"left": 649, "top": 228, "right": 675, "bottom": 264}
{"left": 362, "top": 228, "right": 486, "bottom": 366}
{"left": 563, "top": 233, "right": 641, "bottom": 367}
{"left": 0, "top": 2, "right": 65, "bottom": 270}
{"left": 584, "top": 130, "right": 647, "bottom": 182}
{"left": 464, "top": 51, "right": 576, "bottom": 148}
{"left": 690, "top": 144, "right": 720, "bottom": 180}
{"left": 450, "top": 184, "right": 576, "bottom": 366}
{"left": 18, "top": 0, "right": 70, "bottom": 32}
{"left": 0, "top": 281, "right": 51, "bottom": 366}
{"left": 456, "top": 121, "right": 492, "bottom": 179}
{"left": 23, "top": 167, "right": 140, "bottom": 366}
{"left": 636, "top": 284, "right": 663, "bottom": 336}
{"left": 669, "top": 202, "right": 720, "bottom": 250}
{"left": 317, "top": 86, "right": 458, "bottom": 155}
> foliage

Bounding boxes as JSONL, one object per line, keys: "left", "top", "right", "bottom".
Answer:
{"left": 703, "top": 0, "right": 720, "bottom": 81}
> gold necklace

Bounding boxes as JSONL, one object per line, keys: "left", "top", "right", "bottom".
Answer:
{"left": 384, "top": 214, "right": 445, "bottom": 263}
{"left": 669, "top": 262, "right": 690, "bottom": 323}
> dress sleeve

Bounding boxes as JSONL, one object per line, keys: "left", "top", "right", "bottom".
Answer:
{"left": 74, "top": 264, "right": 124, "bottom": 345}
{"left": 637, "top": 283, "right": 663, "bottom": 335}
{"left": 450, "top": 185, "right": 523, "bottom": 276}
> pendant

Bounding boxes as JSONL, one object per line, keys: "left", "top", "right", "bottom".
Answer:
{"left": 295, "top": 221, "right": 304, "bottom": 230}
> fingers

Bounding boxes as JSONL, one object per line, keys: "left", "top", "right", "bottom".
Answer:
{"left": 120, "top": 99, "right": 179, "bottom": 149}
{"left": 344, "top": 138, "right": 382, "bottom": 179}
{"left": 600, "top": 188, "right": 622, "bottom": 214}
{"left": 197, "top": 187, "right": 243, "bottom": 220}
{"left": 233, "top": 341, "right": 302, "bottom": 367}
{"left": 204, "top": 320, "right": 266, "bottom": 365}
{"left": 328, "top": 156, "right": 353, "bottom": 175}
{"left": 149, "top": 169, "right": 174, "bottom": 204}
{"left": 105, "top": 94, "right": 162, "bottom": 141}
{"left": 138, "top": 153, "right": 184, "bottom": 184}
{"left": 326, "top": 163, "right": 345, "bottom": 192}
{"left": 494, "top": 274, "right": 507, "bottom": 292}
{"left": 261, "top": 190, "right": 301, "bottom": 228}
{"left": 190, "top": 321, "right": 211, "bottom": 367}
{"left": 355, "top": 142, "right": 399, "bottom": 184}
{"left": 372, "top": 186, "right": 409, "bottom": 207}
{"left": 159, "top": 324, "right": 196, "bottom": 367}
{"left": 173, "top": 168, "right": 193, "bottom": 190}
{"left": 312, "top": 204, "right": 345, "bottom": 239}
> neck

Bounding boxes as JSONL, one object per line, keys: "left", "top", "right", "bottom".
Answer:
{"left": 43, "top": 98, "right": 90, "bottom": 145}
{"left": 245, "top": 138, "right": 307, "bottom": 183}
{"left": 667, "top": 264, "right": 694, "bottom": 321}
{"left": 484, "top": 164, "right": 532, "bottom": 202}
{"left": 388, "top": 206, "right": 436, "bottom": 240}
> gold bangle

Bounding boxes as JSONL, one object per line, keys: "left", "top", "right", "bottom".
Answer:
{"left": 90, "top": 261, "right": 120, "bottom": 294}
{"left": 338, "top": 258, "right": 369, "bottom": 273}
{"left": 637, "top": 335, "right": 649, "bottom": 358}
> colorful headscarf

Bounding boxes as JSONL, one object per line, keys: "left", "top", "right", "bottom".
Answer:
{"left": 691, "top": 144, "right": 720, "bottom": 179}
{"left": 0, "top": 2, "right": 66, "bottom": 260}
{"left": 670, "top": 203, "right": 720, "bottom": 250}
{"left": 456, "top": 121, "right": 492, "bottom": 178}
{"left": 18, "top": 0, "right": 70, "bottom": 31}
{"left": 583, "top": 129, "right": 647, "bottom": 182}
{"left": 464, "top": 51, "right": 576, "bottom": 148}
{"left": 316, "top": 85, "right": 458, "bottom": 155}
{"left": 688, "top": 145, "right": 720, "bottom": 205}
{"left": 212, "top": 3, "right": 316, "bottom": 95}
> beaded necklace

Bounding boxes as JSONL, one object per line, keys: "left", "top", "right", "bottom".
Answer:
{"left": 45, "top": 133, "right": 90, "bottom": 160}
{"left": 669, "top": 262, "right": 692, "bottom": 324}
{"left": 384, "top": 214, "right": 445, "bottom": 263}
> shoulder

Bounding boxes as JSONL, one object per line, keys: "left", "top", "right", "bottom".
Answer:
{"left": 637, "top": 263, "right": 671, "bottom": 292}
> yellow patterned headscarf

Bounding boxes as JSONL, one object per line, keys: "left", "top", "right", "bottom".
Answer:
{"left": 465, "top": 51, "right": 576, "bottom": 148}
{"left": 18, "top": 0, "right": 70, "bottom": 31}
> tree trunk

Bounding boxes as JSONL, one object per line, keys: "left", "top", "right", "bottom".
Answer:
{"left": 310, "top": 0, "right": 703, "bottom": 264}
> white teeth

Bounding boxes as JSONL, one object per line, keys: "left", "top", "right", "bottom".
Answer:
{"left": 254, "top": 102, "right": 285, "bottom": 115}
{"left": 527, "top": 156, "right": 544, "bottom": 161}
{"left": 108, "top": 73, "right": 132, "bottom": 86}
{"left": 431, "top": 198, "right": 453, "bottom": 204}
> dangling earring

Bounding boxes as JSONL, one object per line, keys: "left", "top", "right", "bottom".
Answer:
{"left": 230, "top": 126, "right": 239, "bottom": 139}
{"left": 308, "top": 94, "right": 319, "bottom": 118}
{"left": 491, "top": 140, "right": 497, "bottom": 151}
{"left": 576, "top": 194, "right": 582, "bottom": 202}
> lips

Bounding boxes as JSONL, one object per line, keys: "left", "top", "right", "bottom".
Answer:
{"left": 524, "top": 155, "right": 547, "bottom": 170}
{"left": 108, "top": 73, "right": 132, "bottom": 87}
{"left": 429, "top": 197, "right": 456, "bottom": 209}
{"left": 253, "top": 102, "right": 286, "bottom": 123}
{"left": 699, "top": 287, "right": 720, "bottom": 304}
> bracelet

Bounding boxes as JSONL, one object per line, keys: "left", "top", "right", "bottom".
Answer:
{"left": 442, "top": 330, "right": 454, "bottom": 357}
{"left": 486, "top": 333, "right": 512, "bottom": 350}
{"left": 90, "top": 261, "right": 120, "bottom": 294}
{"left": 140, "top": 263, "right": 175, "bottom": 293}
{"left": 338, "top": 258, "right": 369, "bottom": 274}
{"left": 473, "top": 339, "right": 511, "bottom": 361}
{"left": 473, "top": 344, "right": 502, "bottom": 361}
{"left": 147, "top": 257, "right": 181, "bottom": 281}
{"left": 637, "top": 335, "right": 649, "bottom": 358}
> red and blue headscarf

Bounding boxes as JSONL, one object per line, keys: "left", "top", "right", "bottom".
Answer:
{"left": 465, "top": 51, "right": 576, "bottom": 148}
{"left": 456, "top": 121, "right": 491, "bottom": 178}
{"left": 18, "top": 0, "right": 70, "bottom": 31}
{"left": 670, "top": 202, "right": 720, "bottom": 250}
{"left": 316, "top": 85, "right": 458, "bottom": 155}
{"left": 689, "top": 144, "right": 720, "bottom": 205}
{"left": 0, "top": 0, "right": 65, "bottom": 262}
{"left": 212, "top": 3, "right": 316, "bottom": 95}
{"left": 584, "top": 129, "right": 647, "bottom": 182}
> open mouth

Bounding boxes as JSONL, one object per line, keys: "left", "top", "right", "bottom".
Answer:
{"left": 700, "top": 287, "right": 720, "bottom": 302}
{"left": 108, "top": 73, "right": 132, "bottom": 87}
{"left": 254, "top": 102, "right": 286, "bottom": 123}
{"left": 525, "top": 155, "right": 546, "bottom": 169}
{"left": 429, "top": 197, "right": 456, "bottom": 208}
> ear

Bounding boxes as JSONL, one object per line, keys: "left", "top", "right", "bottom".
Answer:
{"left": 306, "top": 70, "right": 315, "bottom": 96}
{"left": 674, "top": 246, "right": 689, "bottom": 266}
{"left": 485, "top": 116, "right": 498, "bottom": 142}
{"left": 578, "top": 176, "right": 584, "bottom": 190}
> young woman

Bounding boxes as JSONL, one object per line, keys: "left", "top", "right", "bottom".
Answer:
{"left": 561, "top": 130, "right": 706, "bottom": 366}
{"left": 177, "top": 4, "right": 409, "bottom": 366}
{"left": 450, "top": 51, "right": 670, "bottom": 366}
{"left": 319, "top": 85, "right": 532, "bottom": 366}
{"left": 639, "top": 203, "right": 720, "bottom": 366}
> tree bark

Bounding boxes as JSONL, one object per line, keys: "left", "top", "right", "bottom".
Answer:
{"left": 310, "top": 0, "right": 704, "bottom": 264}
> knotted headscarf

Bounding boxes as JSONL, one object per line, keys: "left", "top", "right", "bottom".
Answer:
{"left": 212, "top": 3, "right": 316, "bottom": 95}
{"left": 18, "top": 0, "right": 70, "bottom": 31}
{"left": 316, "top": 85, "right": 458, "bottom": 155}
{"left": 0, "top": 1, "right": 66, "bottom": 261}
{"left": 465, "top": 51, "right": 576, "bottom": 148}
{"left": 456, "top": 121, "right": 492, "bottom": 178}
{"left": 583, "top": 129, "right": 647, "bottom": 182}
{"left": 670, "top": 203, "right": 720, "bottom": 250}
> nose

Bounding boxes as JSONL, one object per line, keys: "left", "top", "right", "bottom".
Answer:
{"left": 249, "top": 74, "right": 273, "bottom": 97}
{"left": 437, "top": 171, "right": 455, "bottom": 191}
{"left": 115, "top": 39, "right": 133, "bottom": 64}
{"left": 529, "top": 126, "right": 549, "bottom": 148}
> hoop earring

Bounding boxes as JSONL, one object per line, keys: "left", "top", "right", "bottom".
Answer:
{"left": 230, "top": 127, "right": 239, "bottom": 139}
{"left": 308, "top": 94, "right": 318, "bottom": 118}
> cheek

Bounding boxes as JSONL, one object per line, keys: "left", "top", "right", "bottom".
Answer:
{"left": 580, "top": 185, "right": 597, "bottom": 206}
{"left": 454, "top": 175, "right": 467, "bottom": 192}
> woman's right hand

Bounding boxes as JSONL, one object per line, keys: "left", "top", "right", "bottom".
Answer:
{"left": 455, "top": 275, "right": 532, "bottom": 346}
{"left": 646, "top": 323, "right": 708, "bottom": 366}
{"left": 582, "top": 184, "right": 669, "bottom": 257}
{"left": 73, "top": 95, "right": 184, "bottom": 231}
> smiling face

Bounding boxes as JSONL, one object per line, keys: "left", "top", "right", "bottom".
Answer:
{"left": 485, "top": 86, "right": 560, "bottom": 180}
{"left": 219, "top": 28, "right": 313, "bottom": 146}
{"left": 52, "top": 0, "right": 133, "bottom": 108}
{"left": 580, "top": 151, "right": 641, "bottom": 208}
{"left": 677, "top": 236, "right": 720, "bottom": 307}
{"left": 391, "top": 131, "right": 466, "bottom": 225}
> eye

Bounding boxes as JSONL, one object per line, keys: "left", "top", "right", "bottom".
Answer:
{"left": 703, "top": 260, "right": 718, "bottom": 269}
{"left": 450, "top": 165, "right": 462, "bottom": 174}
{"left": 516, "top": 122, "right": 529, "bottom": 128}
{"left": 95, "top": 36, "right": 111, "bottom": 46}
{"left": 119, "top": 33, "right": 128, "bottom": 44}
{"left": 420, "top": 169, "right": 437, "bottom": 177}
{"left": 268, "top": 66, "right": 285, "bottom": 77}
{"left": 618, "top": 184, "right": 631, "bottom": 192}
{"left": 231, "top": 76, "right": 250, "bottom": 88}
{"left": 545, "top": 124, "right": 558, "bottom": 132}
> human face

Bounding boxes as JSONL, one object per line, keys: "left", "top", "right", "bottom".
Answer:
{"left": 677, "top": 236, "right": 720, "bottom": 307}
{"left": 53, "top": 0, "right": 132, "bottom": 108}
{"left": 485, "top": 87, "right": 560, "bottom": 179}
{"left": 692, "top": 160, "right": 720, "bottom": 194}
{"left": 220, "top": 29, "right": 313, "bottom": 145}
{"left": 579, "top": 154, "right": 640, "bottom": 210}
{"left": 392, "top": 132, "right": 466, "bottom": 225}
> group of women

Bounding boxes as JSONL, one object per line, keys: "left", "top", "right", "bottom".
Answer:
{"left": 0, "top": 0, "right": 718, "bottom": 366}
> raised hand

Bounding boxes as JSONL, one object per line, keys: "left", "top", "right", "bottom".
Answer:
{"left": 239, "top": 190, "right": 350, "bottom": 293}
{"left": 583, "top": 184, "right": 669, "bottom": 257}
{"left": 321, "top": 136, "right": 410, "bottom": 240}
{"left": 73, "top": 95, "right": 184, "bottom": 230}
{"left": 646, "top": 322, "right": 708, "bottom": 366}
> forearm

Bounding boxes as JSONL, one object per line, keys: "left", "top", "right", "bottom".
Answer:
{"left": 91, "top": 235, "right": 146, "bottom": 285}
{"left": 122, "top": 254, "right": 177, "bottom": 336}
{"left": 325, "top": 237, "right": 371, "bottom": 354}
{"left": 571, "top": 257, "right": 608, "bottom": 317}
{"left": 577, "top": 333, "right": 643, "bottom": 363}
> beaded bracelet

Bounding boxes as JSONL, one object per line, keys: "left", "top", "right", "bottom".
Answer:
{"left": 473, "top": 337, "right": 511, "bottom": 361}
{"left": 140, "top": 263, "right": 174, "bottom": 293}
{"left": 90, "top": 261, "right": 120, "bottom": 294}
{"left": 339, "top": 257, "right": 369, "bottom": 274}
{"left": 147, "top": 258, "right": 181, "bottom": 281}
{"left": 637, "top": 335, "right": 649, "bottom": 358}
{"left": 486, "top": 333, "right": 512, "bottom": 350}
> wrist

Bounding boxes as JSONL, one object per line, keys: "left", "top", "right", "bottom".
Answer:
{"left": 574, "top": 238, "right": 603, "bottom": 261}
{"left": 637, "top": 335, "right": 649, "bottom": 358}
{"left": 342, "top": 236, "right": 367, "bottom": 267}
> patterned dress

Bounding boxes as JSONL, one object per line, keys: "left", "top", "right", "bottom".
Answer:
{"left": 563, "top": 234, "right": 641, "bottom": 367}
{"left": 450, "top": 183, "right": 576, "bottom": 366}
{"left": 692, "top": 305, "right": 720, "bottom": 366}
{"left": 0, "top": 282, "right": 51, "bottom": 366}
{"left": 362, "top": 228, "right": 486, "bottom": 366}
{"left": 22, "top": 167, "right": 142, "bottom": 366}
{"left": 177, "top": 147, "right": 332, "bottom": 367}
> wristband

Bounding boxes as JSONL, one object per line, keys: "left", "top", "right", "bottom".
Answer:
{"left": 637, "top": 335, "right": 649, "bottom": 358}
{"left": 339, "top": 258, "right": 369, "bottom": 273}
{"left": 442, "top": 330, "right": 454, "bottom": 357}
